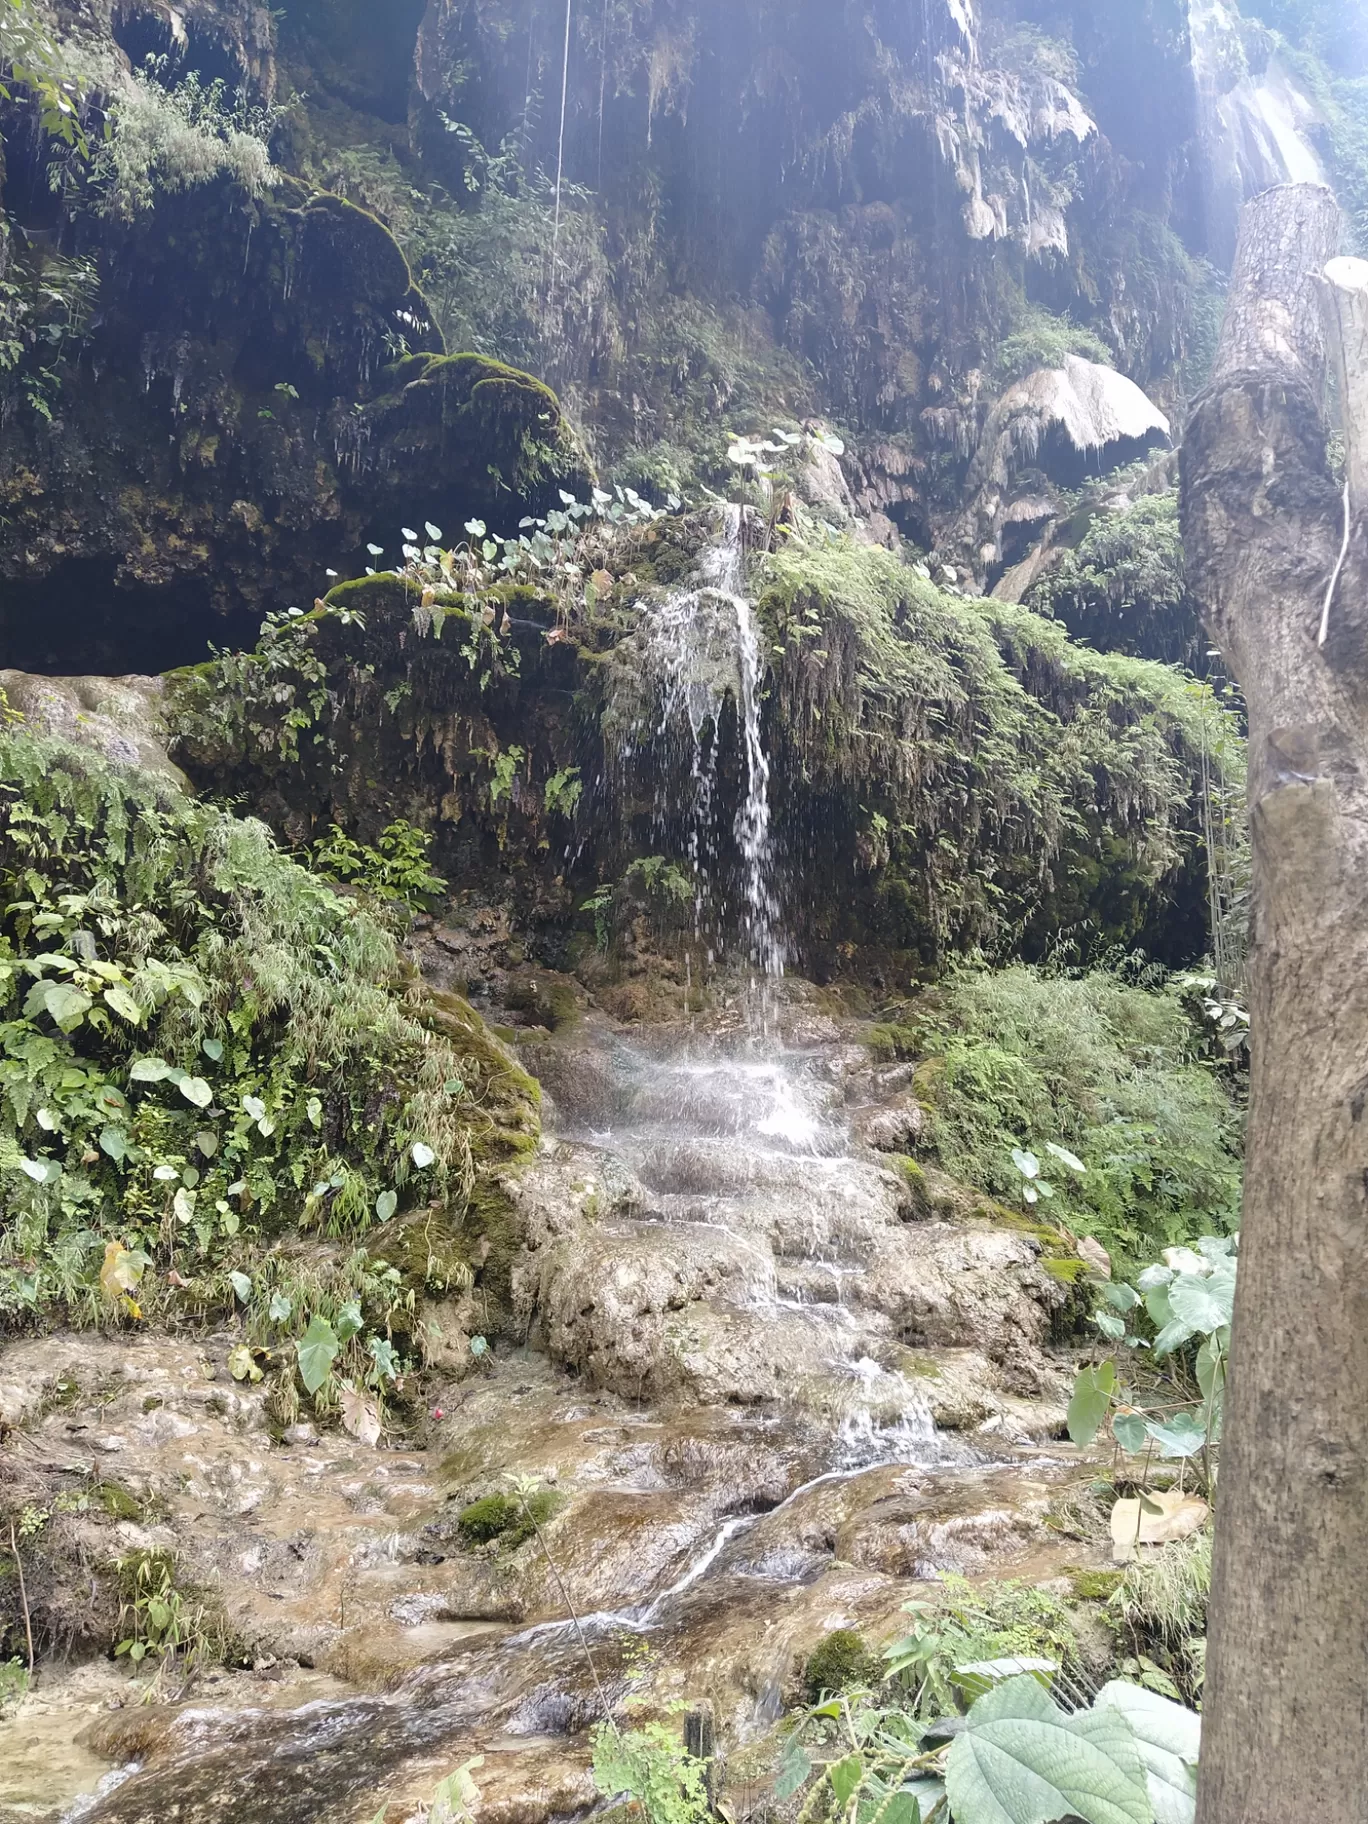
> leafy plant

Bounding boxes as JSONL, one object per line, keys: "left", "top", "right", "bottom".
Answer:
{"left": 115, "top": 1548, "right": 210, "bottom": 1667}
{"left": 0, "top": 730, "right": 475, "bottom": 1344}
{"left": 914, "top": 965, "right": 1243, "bottom": 1270}
{"left": 0, "top": 0, "right": 88, "bottom": 152}
{"left": 777, "top": 1672, "right": 1200, "bottom": 1824}
{"left": 311, "top": 820, "right": 447, "bottom": 918}
{"left": 592, "top": 1716, "right": 712, "bottom": 1824}
{"left": 1067, "top": 1234, "right": 1237, "bottom": 1494}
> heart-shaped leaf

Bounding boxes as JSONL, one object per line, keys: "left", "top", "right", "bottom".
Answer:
{"left": 946, "top": 1675, "right": 1151, "bottom": 1824}
{"left": 297, "top": 1315, "right": 340, "bottom": 1394}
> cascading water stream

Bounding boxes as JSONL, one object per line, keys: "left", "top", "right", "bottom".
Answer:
{"left": 629, "top": 505, "right": 784, "bottom": 989}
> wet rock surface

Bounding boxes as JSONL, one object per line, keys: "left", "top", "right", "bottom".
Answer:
{"left": 0, "top": 988, "right": 1099, "bottom": 1823}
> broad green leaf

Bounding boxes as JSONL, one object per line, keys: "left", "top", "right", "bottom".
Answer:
{"left": 178, "top": 1076, "right": 213, "bottom": 1109}
{"left": 1103, "top": 1284, "right": 1142, "bottom": 1313}
{"left": 411, "top": 1140, "right": 435, "bottom": 1169}
{"left": 43, "top": 982, "right": 92, "bottom": 1030}
{"left": 201, "top": 1037, "right": 224, "bottom": 1061}
{"left": 1144, "top": 1285, "right": 1174, "bottom": 1333}
{"left": 375, "top": 1188, "right": 398, "bottom": 1222}
{"left": 297, "top": 1315, "right": 340, "bottom": 1394}
{"left": 1136, "top": 1265, "right": 1173, "bottom": 1293}
{"left": 18, "top": 1156, "right": 48, "bottom": 1182}
{"left": 1154, "top": 1270, "right": 1233, "bottom": 1355}
{"left": 335, "top": 1299, "right": 363, "bottom": 1342}
{"left": 129, "top": 1056, "right": 173, "bottom": 1082}
{"left": 1093, "top": 1311, "right": 1126, "bottom": 1341}
{"left": 104, "top": 986, "right": 143, "bottom": 1024}
{"left": 829, "top": 1754, "right": 864, "bottom": 1806}
{"left": 775, "top": 1736, "right": 812, "bottom": 1801}
{"left": 1094, "top": 1682, "right": 1199, "bottom": 1824}
{"left": 872, "top": 1797, "right": 923, "bottom": 1824}
{"left": 173, "top": 1186, "right": 195, "bottom": 1223}
{"left": 268, "top": 1292, "right": 293, "bottom": 1322}
{"left": 153, "top": 1164, "right": 179, "bottom": 1182}
{"left": 1067, "top": 1361, "right": 1116, "bottom": 1445}
{"left": 242, "top": 1095, "right": 266, "bottom": 1122}
{"left": 229, "top": 1270, "right": 252, "bottom": 1302}
{"left": 946, "top": 1675, "right": 1151, "bottom": 1824}
{"left": 1195, "top": 1334, "right": 1226, "bottom": 1404}
{"left": 1012, "top": 1148, "right": 1041, "bottom": 1180}
{"left": 953, "top": 1658, "right": 1057, "bottom": 1701}
{"left": 1112, "top": 1410, "right": 1149, "bottom": 1454}
{"left": 1046, "top": 1142, "right": 1086, "bottom": 1174}
{"left": 99, "top": 1124, "right": 128, "bottom": 1163}
{"left": 306, "top": 1096, "right": 323, "bottom": 1128}
{"left": 196, "top": 1130, "right": 218, "bottom": 1157}
{"left": 1144, "top": 1414, "right": 1207, "bottom": 1459}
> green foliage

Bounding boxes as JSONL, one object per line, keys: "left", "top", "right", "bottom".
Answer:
{"left": 115, "top": 1548, "right": 211, "bottom": 1666}
{"left": 994, "top": 303, "right": 1113, "bottom": 387}
{"left": 455, "top": 1488, "right": 560, "bottom": 1549}
{"left": 0, "top": 1655, "right": 27, "bottom": 1713}
{"left": 805, "top": 1628, "right": 881, "bottom": 1701}
{"left": 592, "top": 1718, "right": 712, "bottom": 1824}
{"left": 88, "top": 54, "right": 278, "bottom": 220}
{"left": 1068, "top": 1233, "right": 1237, "bottom": 1490}
{"left": 1028, "top": 490, "right": 1197, "bottom": 666}
{"left": 914, "top": 965, "right": 1243, "bottom": 1268}
{"left": 1109, "top": 1534, "right": 1210, "bottom": 1707}
{"left": 885, "top": 1578, "right": 1085, "bottom": 1719}
{"left": 777, "top": 1664, "right": 1200, "bottom": 1824}
{"left": 0, "top": 729, "right": 476, "bottom": 1330}
{"left": 757, "top": 538, "right": 1244, "bottom": 962}
{"left": 311, "top": 820, "right": 447, "bottom": 917}
{"left": 0, "top": 0, "right": 87, "bottom": 151}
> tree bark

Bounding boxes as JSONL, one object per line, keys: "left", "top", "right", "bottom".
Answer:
{"left": 1182, "top": 183, "right": 1368, "bottom": 1824}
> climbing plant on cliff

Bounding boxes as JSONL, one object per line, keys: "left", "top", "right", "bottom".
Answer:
{"left": 0, "top": 729, "right": 483, "bottom": 1328}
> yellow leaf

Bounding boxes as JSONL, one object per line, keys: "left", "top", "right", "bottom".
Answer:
{"left": 100, "top": 1240, "right": 145, "bottom": 1300}
{"left": 1111, "top": 1489, "right": 1208, "bottom": 1562}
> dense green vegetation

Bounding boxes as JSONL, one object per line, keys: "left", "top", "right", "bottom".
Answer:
{"left": 760, "top": 537, "right": 1242, "bottom": 962}
{"left": 904, "top": 964, "right": 1243, "bottom": 1269}
{"left": 0, "top": 728, "right": 528, "bottom": 1380}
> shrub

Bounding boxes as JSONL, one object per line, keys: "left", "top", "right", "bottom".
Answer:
{"left": 0, "top": 729, "right": 476, "bottom": 1327}
{"left": 917, "top": 964, "right": 1243, "bottom": 1267}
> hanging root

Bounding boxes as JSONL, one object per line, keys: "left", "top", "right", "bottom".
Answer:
{"left": 1319, "top": 474, "right": 1351, "bottom": 647}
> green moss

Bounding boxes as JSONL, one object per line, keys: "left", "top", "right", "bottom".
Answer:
{"left": 1041, "top": 1257, "right": 1089, "bottom": 1285}
{"left": 1069, "top": 1569, "right": 1125, "bottom": 1602}
{"left": 456, "top": 1488, "right": 562, "bottom": 1549}
{"left": 97, "top": 1482, "right": 144, "bottom": 1522}
{"left": 867, "top": 1022, "right": 921, "bottom": 1062}
{"left": 804, "top": 1628, "right": 881, "bottom": 1700}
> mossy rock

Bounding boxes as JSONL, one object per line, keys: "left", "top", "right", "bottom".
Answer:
{"left": 370, "top": 1210, "right": 474, "bottom": 1296}
{"left": 804, "top": 1628, "right": 881, "bottom": 1701}
{"left": 1068, "top": 1568, "right": 1125, "bottom": 1602}
{"left": 456, "top": 1489, "right": 562, "bottom": 1550}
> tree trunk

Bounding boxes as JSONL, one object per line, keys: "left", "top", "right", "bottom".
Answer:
{"left": 1182, "top": 183, "right": 1368, "bottom": 1824}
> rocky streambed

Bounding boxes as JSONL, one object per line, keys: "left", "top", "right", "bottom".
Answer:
{"left": 0, "top": 985, "right": 1108, "bottom": 1824}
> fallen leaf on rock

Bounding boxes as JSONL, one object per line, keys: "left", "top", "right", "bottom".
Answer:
{"left": 1111, "top": 1490, "right": 1208, "bottom": 1562}
{"left": 340, "top": 1384, "right": 382, "bottom": 1448}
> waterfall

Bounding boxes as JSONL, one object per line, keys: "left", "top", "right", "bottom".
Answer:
{"left": 1188, "top": 0, "right": 1325, "bottom": 265}
{"left": 628, "top": 506, "right": 784, "bottom": 983}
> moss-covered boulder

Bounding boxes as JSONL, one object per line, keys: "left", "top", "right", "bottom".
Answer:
{"left": 0, "top": 171, "right": 589, "bottom": 674}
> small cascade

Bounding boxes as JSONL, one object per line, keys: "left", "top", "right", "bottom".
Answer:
{"left": 1188, "top": 0, "right": 1325, "bottom": 264}
{"left": 628, "top": 505, "right": 784, "bottom": 984}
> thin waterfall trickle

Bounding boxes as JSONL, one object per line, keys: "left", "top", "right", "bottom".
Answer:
{"left": 627, "top": 505, "right": 784, "bottom": 986}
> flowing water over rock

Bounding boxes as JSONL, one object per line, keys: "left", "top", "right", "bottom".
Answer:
{"left": 8, "top": 1003, "right": 1092, "bottom": 1824}
{"left": 613, "top": 508, "right": 784, "bottom": 985}
{"left": 6, "top": 523, "right": 1092, "bottom": 1824}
